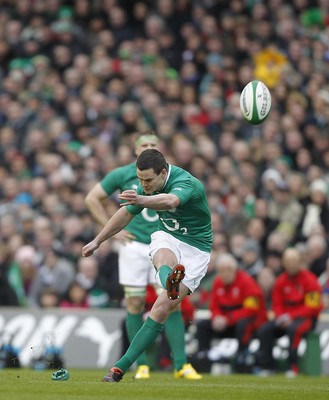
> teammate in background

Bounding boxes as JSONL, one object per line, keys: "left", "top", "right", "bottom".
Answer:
{"left": 82, "top": 149, "right": 213, "bottom": 382}
{"left": 254, "top": 247, "right": 323, "bottom": 377}
{"left": 85, "top": 134, "right": 202, "bottom": 380}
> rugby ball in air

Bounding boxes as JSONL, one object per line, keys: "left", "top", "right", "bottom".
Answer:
{"left": 239, "top": 80, "right": 271, "bottom": 125}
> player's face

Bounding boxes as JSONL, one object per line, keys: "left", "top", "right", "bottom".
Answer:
{"left": 135, "top": 138, "right": 159, "bottom": 157}
{"left": 137, "top": 167, "right": 167, "bottom": 194}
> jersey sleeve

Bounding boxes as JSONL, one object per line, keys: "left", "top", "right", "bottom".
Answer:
{"left": 100, "top": 168, "right": 124, "bottom": 195}
{"left": 168, "top": 179, "right": 194, "bottom": 205}
{"left": 126, "top": 204, "right": 143, "bottom": 215}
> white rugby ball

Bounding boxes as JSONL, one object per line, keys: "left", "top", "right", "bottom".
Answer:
{"left": 239, "top": 80, "right": 271, "bottom": 125}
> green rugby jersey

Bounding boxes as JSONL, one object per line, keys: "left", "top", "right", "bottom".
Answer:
{"left": 127, "top": 164, "right": 213, "bottom": 253}
{"left": 100, "top": 162, "right": 158, "bottom": 244}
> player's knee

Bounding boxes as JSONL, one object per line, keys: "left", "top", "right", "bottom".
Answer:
{"left": 153, "top": 248, "right": 178, "bottom": 268}
{"left": 124, "top": 287, "right": 146, "bottom": 313}
{"left": 126, "top": 296, "right": 145, "bottom": 313}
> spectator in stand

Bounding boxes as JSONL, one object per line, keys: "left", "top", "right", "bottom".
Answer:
{"left": 256, "top": 266, "right": 276, "bottom": 310}
{"left": 75, "top": 256, "right": 110, "bottom": 308}
{"left": 60, "top": 281, "right": 89, "bottom": 309}
{"left": 296, "top": 179, "right": 329, "bottom": 242}
{"left": 260, "top": 168, "right": 283, "bottom": 200}
{"left": 267, "top": 180, "right": 303, "bottom": 243}
{"left": 245, "top": 218, "right": 267, "bottom": 253}
{"left": 221, "top": 193, "right": 249, "bottom": 238}
{"left": 8, "top": 244, "right": 38, "bottom": 306}
{"left": 28, "top": 247, "right": 75, "bottom": 307}
{"left": 264, "top": 250, "right": 283, "bottom": 278}
{"left": 91, "top": 239, "right": 123, "bottom": 307}
{"left": 254, "top": 247, "right": 322, "bottom": 377}
{"left": 0, "top": 242, "right": 19, "bottom": 306}
{"left": 194, "top": 253, "right": 267, "bottom": 372}
{"left": 229, "top": 233, "right": 247, "bottom": 263}
{"left": 239, "top": 238, "right": 264, "bottom": 278}
{"left": 38, "top": 286, "right": 61, "bottom": 308}
{"left": 304, "top": 234, "right": 329, "bottom": 278}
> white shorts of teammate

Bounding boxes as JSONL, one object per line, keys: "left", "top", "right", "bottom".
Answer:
{"left": 118, "top": 241, "right": 156, "bottom": 288}
{"left": 149, "top": 231, "right": 211, "bottom": 294}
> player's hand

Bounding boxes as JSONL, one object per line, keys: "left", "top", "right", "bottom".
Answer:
{"left": 118, "top": 190, "right": 139, "bottom": 206}
{"left": 114, "top": 230, "right": 136, "bottom": 243}
{"left": 82, "top": 240, "right": 99, "bottom": 257}
{"left": 212, "top": 316, "right": 228, "bottom": 332}
{"left": 275, "top": 313, "right": 292, "bottom": 328}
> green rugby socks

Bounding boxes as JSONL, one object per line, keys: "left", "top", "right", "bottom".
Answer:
{"left": 158, "top": 265, "right": 172, "bottom": 289}
{"left": 165, "top": 310, "right": 187, "bottom": 371}
{"left": 115, "top": 317, "right": 164, "bottom": 373}
{"left": 125, "top": 312, "right": 148, "bottom": 365}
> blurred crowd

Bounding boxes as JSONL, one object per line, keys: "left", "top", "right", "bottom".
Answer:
{"left": 1, "top": 0, "right": 329, "bottom": 314}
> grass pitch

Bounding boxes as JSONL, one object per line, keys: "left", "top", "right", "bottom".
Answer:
{"left": 0, "top": 369, "right": 329, "bottom": 400}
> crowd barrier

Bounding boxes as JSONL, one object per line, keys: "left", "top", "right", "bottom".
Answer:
{"left": 0, "top": 308, "right": 125, "bottom": 369}
{"left": 0, "top": 308, "right": 328, "bottom": 374}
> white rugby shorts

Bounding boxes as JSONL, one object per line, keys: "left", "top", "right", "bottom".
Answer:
{"left": 149, "top": 231, "right": 210, "bottom": 293}
{"left": 118, "top": 241, "right": 156, "bottom": 287}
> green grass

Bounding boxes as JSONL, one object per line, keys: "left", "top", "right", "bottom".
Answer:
{"left": 0, "top": 369, "right": 329, "bottom": 400}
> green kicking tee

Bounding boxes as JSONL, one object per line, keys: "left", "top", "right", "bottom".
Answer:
{"left": 126, "top": 164, "right": 213, "bottom": 253}
{"left": 100, "top": 162, "right": 158, "bottom": 244}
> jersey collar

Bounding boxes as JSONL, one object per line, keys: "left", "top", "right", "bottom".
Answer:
{"left": 152, "top": 164, "right": 172, "bottom": 194}
{"left": 161, "top": 163, "right": 171, "bottom": 190}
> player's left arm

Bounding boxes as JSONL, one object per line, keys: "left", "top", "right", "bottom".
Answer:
{"left": 119, "top": 180, "right": 193, "bottom": 211}
{"left": 119, "top": 190, "right": 180, "bottom": 210}
{"left": 82, "top": 207, "right": 135, "bottom": 257}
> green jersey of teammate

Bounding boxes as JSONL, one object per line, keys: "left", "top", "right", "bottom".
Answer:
{"left": 127, "top": 164, "right": 213, "bottom": 253}
{"left": 100, "top": 162, "right": 158, "bottom": 244}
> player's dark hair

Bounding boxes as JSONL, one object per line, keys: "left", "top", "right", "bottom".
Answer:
{"left": 136, "top": 149, "right": 167, "bottom": 175}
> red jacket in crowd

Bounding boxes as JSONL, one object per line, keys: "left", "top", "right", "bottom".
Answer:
{"left": 272, "top": 269, "right": 323, "bottom": 320}
{"left": 210, "top": 269, "right": 267, "bottom": 327}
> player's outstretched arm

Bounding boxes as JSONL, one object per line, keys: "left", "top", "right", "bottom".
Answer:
{"left": 82, "top": 207, "right": 134, "bottom": 257}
